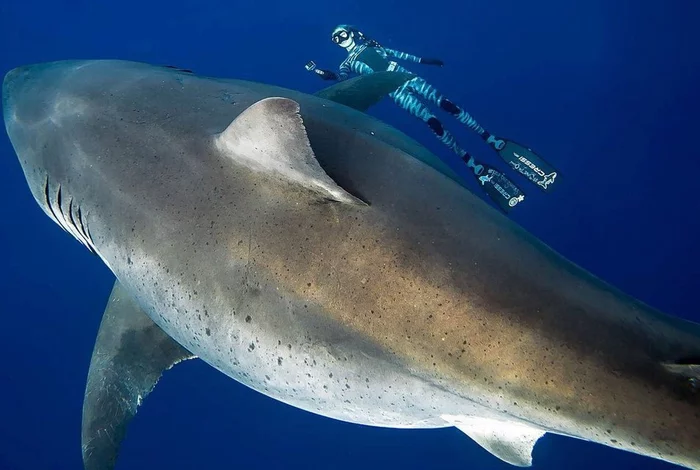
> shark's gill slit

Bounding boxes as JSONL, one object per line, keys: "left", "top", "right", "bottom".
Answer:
{"left": 85, "top": 220, "right": 94, "bottom": 249}
{"left": 56, "top": 184, "right": 62, "bottom": 210}
{"left": 69, "top": 198, "right": 96, "bottom": 254}
{"left": 68, "top": 198, "right": 77, "bottom": 231}
{"left": 76, "top": 206, "right": 96, "bottom": 253}
{"left": 44, "top": 177, "right": 96, "bottom": 254}
{"left": 43, "top": 176, "right": 61, "bottom": 225}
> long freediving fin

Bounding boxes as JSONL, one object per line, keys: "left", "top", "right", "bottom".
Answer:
{"left": 314, "top": 71, "right": 415, "bottom": 112}
{"left": 463, "top": 153, "right": 526, "bottom": 213}
{"left": 490, "top": 137, "right": 560, "bottom": 193}
{"left": 82, "top": 280, "right": 196, "bottom": 470}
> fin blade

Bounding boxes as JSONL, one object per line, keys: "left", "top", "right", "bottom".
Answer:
{"left": 215, "top": 97, "right": 365, "bottom": 205}
{"left": 464, "top": 155, "right": 526, "bottom": 213}
{"left": 315, "top": 71, "right": 415, "bottom": 112}
{"left": 81, "top": 281, "right": 195, "bottom": 470}
{"left": 497, "top": 139, "right": 560, "bottom": 193}
{"left": 443, "top": 414, "right": 545, "bottom": 467}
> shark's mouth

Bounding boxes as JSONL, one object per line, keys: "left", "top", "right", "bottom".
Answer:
{"left": 43, "top": 175, "right": 97, "bottom": 255}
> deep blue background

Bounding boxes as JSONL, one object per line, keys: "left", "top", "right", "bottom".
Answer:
{"left": 1, "top": 1, "right": 699, "bottom": 469}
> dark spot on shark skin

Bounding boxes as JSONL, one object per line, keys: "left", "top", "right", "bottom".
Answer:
{"left": 248, "top": 343, "right": 255, "bottom": 352}
{"left": 277, "top": 357, "right": 283, "bottom": 366}
{"left": 245, "top": 315, "right": 252, "bottom": 323}
{"left": 205, "top": 328, "right": 211, "bottom": 336}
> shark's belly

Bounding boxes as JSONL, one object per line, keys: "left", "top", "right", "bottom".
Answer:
{"left": 93, "top": 190, "right": 505, "bottom": 429}
{"left": 132, "top": 245, "right": 489, "bottom": 428}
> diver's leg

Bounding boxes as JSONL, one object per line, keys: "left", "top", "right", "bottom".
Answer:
{"left": 391, "top": 88, "right": 467, "bottom": 158}
{"left": 408, "top": 78, "right": 560, "bottom": 192}
{"left": 389, "top": 89, "right": 525, "bottom": 212}
{"left": 407, "top": 78, "right": 507, "bottom": 151}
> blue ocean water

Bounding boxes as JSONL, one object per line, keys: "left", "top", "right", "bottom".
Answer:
{"left": 0, "top": 1, "right": 699, "bottom": 469}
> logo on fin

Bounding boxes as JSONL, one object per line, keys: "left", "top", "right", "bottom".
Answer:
{"left": 509, "top": 195, "right": 525, "bottom": 207}
{"left": 511, "top": 151, "right": 557, "bottom": 188}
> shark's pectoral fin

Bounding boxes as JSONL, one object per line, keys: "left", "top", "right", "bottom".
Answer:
{"left": 214, "top": 96, "right": 366, "bottom": 205}
{"left": 82, "top": 281, "right": 196, "bottom": 470}
{"left": 442, "top": 414, "right": 546, "bottom": 467}
{"left": 314, "top": 71, "right": 415, "bottom": 112}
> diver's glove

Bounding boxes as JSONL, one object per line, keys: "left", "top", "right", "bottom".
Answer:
{"left": 420, "top": 58, "right": 444, "bottom": 66}
{"left": 305, "top": 61, "right": 339, "bottom": 80}
{"left": 315, "top": 69, "right": 339, "bottom": 80}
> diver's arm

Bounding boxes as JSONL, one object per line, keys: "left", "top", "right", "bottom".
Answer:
{"left": 304, "top": 60, "right": 348, "bottom": 81}
{"left": 305, "top": 60, "right": 340, "bottom": 80}
{"left": 316, "top": 69, "right": 340, "bottom": 80}
{"left": 384, "top": 48, "right": 443, "bottom": 66}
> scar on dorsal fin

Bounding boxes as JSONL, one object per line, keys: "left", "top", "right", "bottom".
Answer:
{"left": 81, "top": 280, "right": 196, "bottom": 470}
{"left": 442, "top": 414, "right": 546, "bottom": 467}
{"left": 314, "top": 71, "right": 415, "bottom": 112}
{"left": 214, "top": 96, "right": 366, "bottom": 205}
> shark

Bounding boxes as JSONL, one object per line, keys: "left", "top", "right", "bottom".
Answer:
{"left": 3, "top": 59, "right": 700, "bottom": 470}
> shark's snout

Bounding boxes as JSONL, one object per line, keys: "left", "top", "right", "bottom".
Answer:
{"left": 2, "top": 66, "right": 30, "bottom": 125}
{"left": 3, "top": 65, "right": 29, "bottom": 92}
{"left": 3, "top": 65, "right": 39, "bottom": 158}
{"left": 4, "top": 65, "right": 29, "bottom": 86}
{"left": 3, "top": 63, "right": 55, "bottom": 133}
{"left": 3, "top": 61, "right": 92, "bottom": 132}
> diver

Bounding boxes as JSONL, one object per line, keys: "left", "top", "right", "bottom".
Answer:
{"left": 305, "top": 24, "right": 560, "bottom": 213}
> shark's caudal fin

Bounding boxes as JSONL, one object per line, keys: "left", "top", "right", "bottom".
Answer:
{"left": 214, "top": 96, "right": 366, "bottom": 205}
{"left": 82, "top": 281, "right": 195, "bottom": 470}
{"left": 314, "top": 71, "right": 415, "bottom": 112}
{"left": 442, "top": 414, "right": 546, "bottom": 467}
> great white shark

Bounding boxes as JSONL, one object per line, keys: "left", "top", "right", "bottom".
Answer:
{"left": 3, "top": 59, "right": 699, "bottom": 470}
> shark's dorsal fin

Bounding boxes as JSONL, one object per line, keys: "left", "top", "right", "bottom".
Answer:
{"left": 314, "top": 71, "right": 415, "bottom": 112}
{"left": 214, "top": 97, "right": 365, "bottom": 205}
{"left": 442, "top": 414, "right": 546, "bottom": 467}
{"left": 82, "top": 281, "right": 195, "bottom": 470}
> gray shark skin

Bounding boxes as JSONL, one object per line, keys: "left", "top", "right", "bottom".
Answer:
{"left": 3, "top": 60, "right": 700, "bottom": 470}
